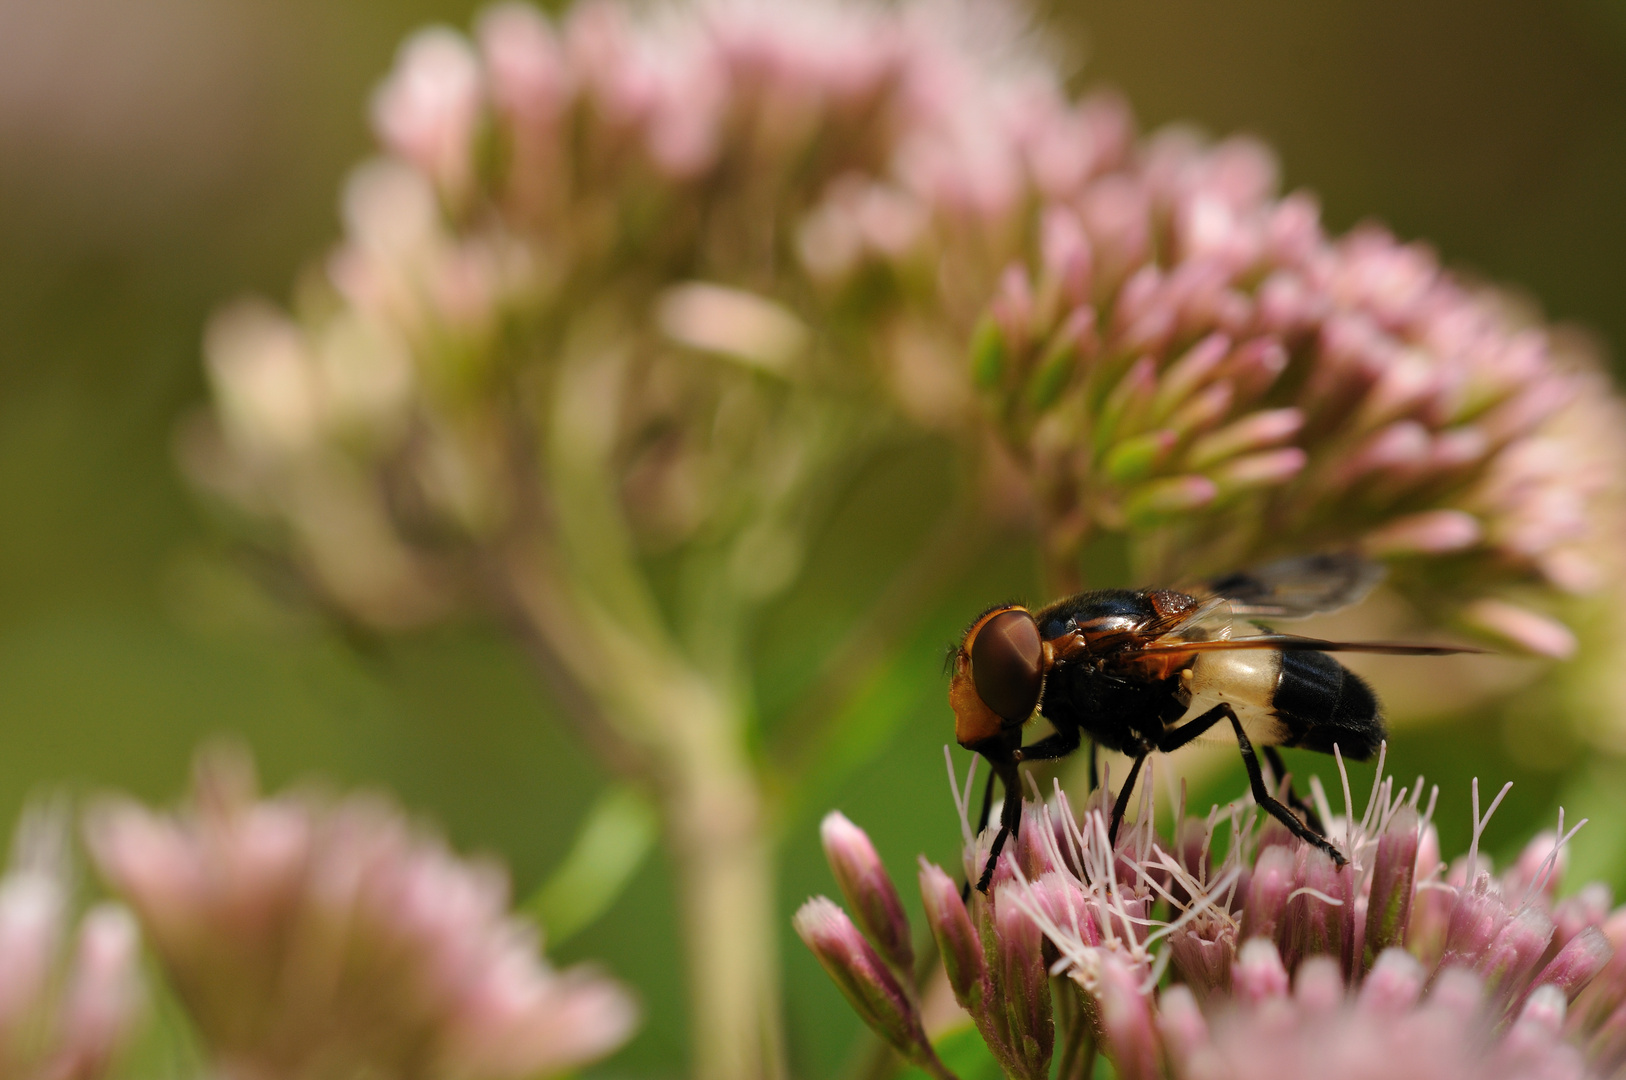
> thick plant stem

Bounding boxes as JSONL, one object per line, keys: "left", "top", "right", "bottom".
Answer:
{"left": 501, "top": 545, "right": 787, "bottom": 1080}
{"left": 667, "top": 747, "right": 785, "bottom": 1080}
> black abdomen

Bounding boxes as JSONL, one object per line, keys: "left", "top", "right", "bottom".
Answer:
{"left": 1273, "top": 651, "right": 1384, "bottom": 760}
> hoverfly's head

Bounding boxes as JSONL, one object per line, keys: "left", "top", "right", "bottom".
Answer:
{"left": 949, "top": 605, "right": 1044, "bottom": 753}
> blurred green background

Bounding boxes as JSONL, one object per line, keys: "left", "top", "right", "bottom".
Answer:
{"left": 2, "top": 0, "right": 1625, "bottom": 1076}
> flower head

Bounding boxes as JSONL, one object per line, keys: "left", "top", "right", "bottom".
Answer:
{"left": 799, "top": 746, "right": 1626, "bottom": 1079}
{"left": 86, "top": 747, "right": 636, "bottom": 1080}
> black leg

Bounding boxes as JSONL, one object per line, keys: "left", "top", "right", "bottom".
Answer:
{"left": 1223, "top": 706, "right": 1345, "bottom": 866}
{"left": 1087, "top": 740, "right": 1099, "bottom": 793}
{"left": 975, "top": 761, "right": 1024, "bottom": 893}
{"left": 1014, "top": 724, "right": 1081, "bottom": 763}
{"left": 1106, "top": 754, "right": 1146, "bottom": 848}
{"left": 1264, "top": 746, "right": 1326, "bottom": 834}
{"left": 962, "top": 767, "right": 1002, "bottom": 901}
{"left": 976, "top": 766, "right": 998, "bottom": 834}
{"left": 956, "top": 767, "right": 995, "bottom": 904}
{"left": 1156, "top": 701, "right": 1235, "bottom": 753}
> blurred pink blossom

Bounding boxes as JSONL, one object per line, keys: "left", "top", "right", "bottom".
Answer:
{"left": 0, "top": 805, "right": 143, "bottom": 1080}
{"left": 87, "top": 748, "right": 636, "bottom": 1080}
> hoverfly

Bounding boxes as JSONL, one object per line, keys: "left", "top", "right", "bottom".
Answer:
{"left": 950, "top": 552, "right": 1477, "bottom": 893}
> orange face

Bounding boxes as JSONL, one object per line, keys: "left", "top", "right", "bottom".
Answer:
{"left": 949, "top": 606, "right": 1045, "bottom": 750}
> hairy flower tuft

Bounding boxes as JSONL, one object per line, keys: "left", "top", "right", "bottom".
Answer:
{"left": 799, "top": 747, "right": 1626, "bottom": 1079}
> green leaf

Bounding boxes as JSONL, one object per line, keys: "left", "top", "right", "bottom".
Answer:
{"left": 970, "top": 316, "right": 1008, "bottom": 390}
{"left": 1103, "top": 430, "right": 1176, "bottom": 485}
{"left": 1025, "top": 338, "right": 1078, "bottom": 412}
{"left": 522, "top": 784, "right": 658, "bottom": 944}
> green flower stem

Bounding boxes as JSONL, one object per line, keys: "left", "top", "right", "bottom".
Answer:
{"left": 486, "top": 334, "right": 791, "bottom": 1080}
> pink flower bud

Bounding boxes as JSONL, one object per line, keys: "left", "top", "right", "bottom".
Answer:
{"left": 477, "top": 4, "right": 569, "bottom": 127}
{"left": 1123, "top": 475, "right": 1217, "bottom": 525}
{"left": 1503, "top": 985, "right": 1585, "bottom": 1078}
{"left": 1233, "top": 938, "right": 1289, "bottom": 1004}
{"left": 1358, "top": 947, "right": 1426, "bottom": 1014}
{"left": 1170, "top": 927, "right": 1234, "bottom": 1004}
{"left": 1461, "top": 599, "right": 1578, "bottom": 659}
{"left": 1152, "top": 333, "right": 1232, "bottom": 419}
{"left": 1363, "top": 509, "right": 1483, "bottom": 556}
{"left": 1096, "top": 954, "right": 1160, "bottom": 1080}
{"left": 1210, "top": 447, "right": 1308, "bottom": 493}
{"left": 1553, "top": 883, "right": 1612, "bottom": 952}
{"left": 820, "top": 812, "right": 913, "bottom": 976}
{"left": 990, "top": 885, "right": 1054, "bottom": 1078}
{"left": 1282, "top": 848, "right": 1354, "bottom": 977}
{"left": 1040, "top": 205, "right": 1094, "bottom": 308}
{"left": 1362, "top": 807, "right": 1418, "bottom": 970}
{"left": 54, "top": 905, "right": 144, "bottom": 1079}
{"left": 1293, "top": 955, "right": 1344, "bottom": 1013}
{"left": 1224, "top": 337, "right": 1291, "bottom": 400}
{"left": 1525, "top": 925, "right": 1613, "bottom": 1013}
{"left": 917, "top": 859, "right": 987, "bottom": 1013}
{"left": 794, "top": 898, "right": 935, "bottom": 1065}
{"left": 371, "top": 28, "right": 484, "bottom": 200}
{"left": 1187, "top": 407, "right": 1304, "bottom": 469}
{"left": 1156, "top": 984, "right": 1209, "bottom": 1068}
{"left": 1478, "top": 905, "right": 1557, "bottom": 1008}
{"left": 1240, "top": 844, "right": 1295, "bottom": 943}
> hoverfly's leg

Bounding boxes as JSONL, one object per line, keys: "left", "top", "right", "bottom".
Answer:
{"left": 975, "top": 762, "right": 1024, "bottom": 894}
{"left": 1087, "top": 740, "right": 1099, "bottom": 793}
{"left": 1155, "top": 702, "right": 1234, "bottom": 753}
{"left": 1012, "top": 724, "right": 1081, "bottom": 763}
{"left": 1224, "top": 706, "right": 1346, "bottom": 867}
{"left": 1105, "top": 754, "right": 1146, "bottom": 849}
{"left": 1264, "top": 745, "right": 1326, "bottom": 835}
{"left": 961, "top": 768, "right": 1004, "bottom": 901}
{"left": 976, "top": 767, "right": 999, "bottom": 834}
{"left": 975, "top": 826, "right": 1010, "bottom": 895}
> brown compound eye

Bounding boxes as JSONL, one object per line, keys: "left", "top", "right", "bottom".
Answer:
{"left": 970, "top": 609, "right": 1043, "bottom": 724}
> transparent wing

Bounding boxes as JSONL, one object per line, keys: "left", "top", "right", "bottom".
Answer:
{"left": 1148, "top": 595, "right": 1236, "bottom": 644}
{"left": 1189, "top": 551, "right": 1385, "bottom": 619}
{"left": 1138, "top": 634, "right": 1483, "bottom": 656}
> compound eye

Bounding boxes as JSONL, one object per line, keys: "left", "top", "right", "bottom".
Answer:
{"left": 970, "top": 609, "right": 1043, "bottom": 724}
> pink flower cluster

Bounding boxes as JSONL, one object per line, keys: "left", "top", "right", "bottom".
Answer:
{"left": 949, "top": 119, "right": 1625, "bottom": 643}
{"left": 798, "top": 751, "right": 1626, "bottom": 1079}
{"left": 87, "top": 748, "right": 637, "bottom": 1080}
{"left": 190, "top": 0, "right": 1623, "bottom": 658}
{"left": 0, "top": 806, "right": 143, "bottom": 1080}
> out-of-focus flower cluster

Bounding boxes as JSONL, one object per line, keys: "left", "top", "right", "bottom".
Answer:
{"left": 799, "top": 750, "right": 1626, "bottom": 1079}
{"left": 184, "top": 0, "right": 1625, "bottom": 652}
{"left": 0, "top": 807, "right": 143, "bottom": 1080}
{"left": 87, "top": 748, "right": 637, "bottom": 1080}
{"left": 954, "top": 134, "right": 1626, "bottom": 642}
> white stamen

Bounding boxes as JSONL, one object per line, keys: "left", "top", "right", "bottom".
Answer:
{"left": 1334, "top": 743, "right": 1355, "bottom": 854}
{"left": 944, "top": 746, "right": 974, "bottom": 849}
{"left": 1521, "top": 807, "right": 1588, "bottom": 910}
{"left": 1309, "top": 776, "right": 1335, "bottom": 840}
{"left": 1465, "top": 778, "right": 1514, "bottom": 887}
